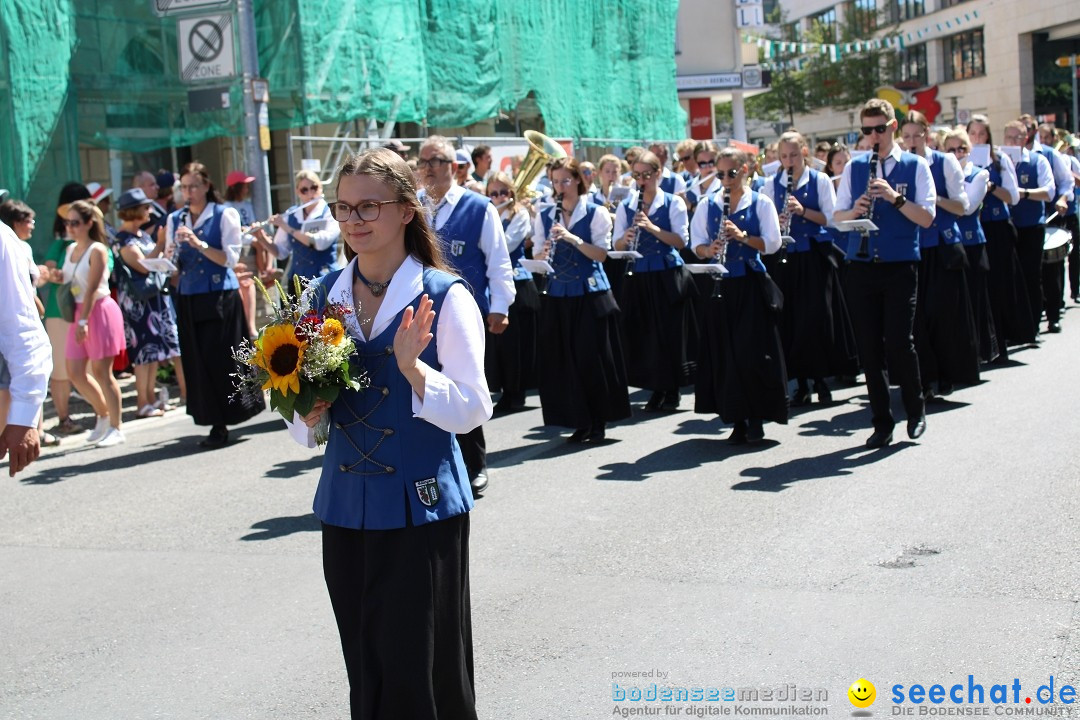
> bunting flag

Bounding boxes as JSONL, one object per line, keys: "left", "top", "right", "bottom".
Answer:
{"left": 744, "top": 8, "right": 979, "bottom": 67}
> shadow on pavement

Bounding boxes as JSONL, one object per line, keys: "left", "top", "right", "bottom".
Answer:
{"left": 19, "top": 436, "right": 207, "bottom": 485}
{"left": 731, "top": 441, "right": 913, "bottom": 492}
{"left": 595, "top": 437, "right": 777, "bottom": 482}
{"left": 241, "top": 513, "right": 319, "bottom": 540}
{"left": 264, "top": 456, "right": 324, "bottom": 479}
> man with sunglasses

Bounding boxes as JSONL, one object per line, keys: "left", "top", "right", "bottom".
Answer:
{"left": 417, "top": 136, "right": 515, "bottom": 495}
{"left": 833, "top": 98, "right": 936, "bottom": 449}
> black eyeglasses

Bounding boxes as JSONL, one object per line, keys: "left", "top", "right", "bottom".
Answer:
{"left": 861, "top": 123, "right": 890, "bottom": 136}
{"left": 678, "top": 155, "right": 692, "bottom": 163}
{"left": 63, "top": 219, "right": 84, "bottom": 227}
{"left": 718, "top": 168, "right": 741, "bottom": 179}
{"left": 630, "top": 171, "right": 656, "bottom": 181}
{"left": 417, "top": 157, "right": 452, "bottom": 169}
{"left": 329, "top": 200, "right": 401, "bottom": 223}
{"left": 488, "top": 189, "right": 510, "bottom": 198}
{"left": 298, "top": 185, "right": 319, "bottom": 194}
{"left": 697, "top": 160, "right": 717, "bottom": 168}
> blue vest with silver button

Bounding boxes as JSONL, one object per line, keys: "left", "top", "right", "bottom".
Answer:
{"left": 958, "top": 166, "right": 986, "bottom": 247}
{"left": 772, "top": 169, "right": 828, "bottom": 253}
{"left": 435, "top": 190, "right": 491, "bottom": 315}
{"left": 173, "top": 204, "right": 239, "bottom": 295}
{"left": 706, "top": 191, "right": 766, "bottom": 278}
{"left": 659, "top": 171, "right": 678, "bottom": 194}
{"left": 541, "top": 202, "right": 611, "bottom": 296}
{"left": 1011, "top": 154, "right": 1046, "bottom": 228}
{"left": 618, "top": 191, "right": 684, "bottom": 272}
{"left": 286, "top": 202, "right": 339, "bottom": 280}
{"left": 979, "top": 158, "right": 1011, "bottom": 223}
{"left": 922, "top": 150, "right": 962, "bottom": 248}
{"left": 310, "top": 267, "right": 474, "bottom": 530}
{"left": 503, "top": 216, "right": 532, "bottom": 282}
{"left": 843, "top": 152, "right": 922, "bottom": 263}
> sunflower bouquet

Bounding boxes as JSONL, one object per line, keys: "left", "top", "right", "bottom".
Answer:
{"left": 232, "top": 277, "right": 367, "bottom": 445}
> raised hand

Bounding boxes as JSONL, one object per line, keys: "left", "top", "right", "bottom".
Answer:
{"left": 394, "top": 294, "right": 436, "bottom": 372}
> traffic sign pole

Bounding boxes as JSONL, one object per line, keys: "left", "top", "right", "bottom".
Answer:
{"left": 236, "top": 0, "right": 270, "bottom": 221}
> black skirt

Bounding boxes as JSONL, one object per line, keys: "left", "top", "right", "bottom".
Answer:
{"left": 322, "top": 514, "right": 476, "bottom": 720}
{"left": 913, "top": 244, "right": 981, "bottom": 387}
{"left": 176, "top": 289, "right": 264, "bottom": 427}
{"left": 964, "top": 243, "right": 1000, "bottom": 363}
{"left": 983, "top": 220, "right": 1037, "bottom": 347}
{"left": 485, "top": 277, "right": 539, "bottom": 395}
{"left": 694, "top": 273, "right": 788, "bottom": 425}
{"left": 771, "top": 244, "right": 859, "bottom": 380}
{"left": 620, "top": 265, "right": 698, "bottom": 391}
{"left": 537, "top": 290, "right": 632, "bottom": 429}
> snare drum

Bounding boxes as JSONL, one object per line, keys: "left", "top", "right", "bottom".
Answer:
{"left": 1042, "top": 226, "right": 1072, "bottom": 264}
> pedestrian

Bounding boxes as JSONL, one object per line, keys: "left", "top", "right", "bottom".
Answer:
{"left": 165, "top": 162, "right": 264, "bottom": 448}
{"left": 133, "top": 171, "right": 167, "bottom": 234}
{"left": 0, "top": 220, "right": 52, "bottom": 476}
{"left": 295, "top": 147, "right": 489, "bottom": 720}
{"left": 470, "top": 144, "right": 492, "bottom": 184}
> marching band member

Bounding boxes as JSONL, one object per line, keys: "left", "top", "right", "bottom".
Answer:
{"left": 648, "top": 142, "right": 688, "bottom": 196}
{"left": 532, "top": 157, "right": 630, "bottom": 443}
{"left": 1002, "top": 120, "right": 1056, "bottom": 333}
{"left": 832, "top": 99, "right": 934, "bottom": 449}
{"left": 612, "top": 150, "right": 696, "bottom": 412}
{"left": 826, "top": 144, "right": 850, "bottom": 189}
{"left": 762, "top": 131, "right": 857, "bottom": 406}
{"left": 965, "top": 115, "right": 1035, "bottom": 355}
{"left": 675, "top": 139, "right": 698, "bottom": 184}
{"left": 254, "top": 170, "right": 340, "bottom": 289}
{"left": 417, "top": 136, "right": 515, "bottom": 495}
{"left": 684, "top": 141, "right": 723, "bottom": 212}
{"left": 591, "top": 154, "right": 624, "bottom": 211}
{"left": 1032, "top": 121, "right": 1075, "bottom": 331}
{"left": 900, "top": 111, "right": 979, "bottom": 398}
{"left": 1038, "top": 125, "right": 1080, "bottom": 302}
{"left": 942, "top": 128, "right": 999, "bottom": 364}
{"left": 690, "top": 148, "right": 788, "bottom": 444}
{"left": 485, "top": 173, "right": 538, "bottom": 413}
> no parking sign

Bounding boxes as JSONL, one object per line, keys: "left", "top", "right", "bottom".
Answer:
{"left": 177, "top": 14, "right": 236, "bottom": 84}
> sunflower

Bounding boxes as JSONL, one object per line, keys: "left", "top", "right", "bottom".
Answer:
{"left": 320, "top": 318, "right": 345, "bottom": 346}
{"left": 257, "top": 324, "right": 306, "bottom": 395}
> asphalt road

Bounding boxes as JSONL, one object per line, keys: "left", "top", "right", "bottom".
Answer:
{"left": 2, "top": 308, "right": 1078, "bottom": 719}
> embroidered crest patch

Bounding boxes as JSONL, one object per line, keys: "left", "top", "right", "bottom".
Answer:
{"left": 895, "top": 183, "right": 909, "bottom": 196}
{"left": 588, "top": 277, "right": 598, "bottom": 288}
{"left": 450, "top": 240, "right": 465, "bottom": 256}
{"left": 415, "top": 478, "right": 441, "bottom": 507}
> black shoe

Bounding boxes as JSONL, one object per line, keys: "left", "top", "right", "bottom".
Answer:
{"left": 728, "top": 421, "right": 748, "bottom": 445}
{"left": 907, "top": 415, "right": 927, "bottom": 440}
{"left": 922, "top": 386, "right": 937, "bottom": 403}
{"left": 644, "top": 391, "right": 664, "bottom": 412}
{"left": 661, "top": 391, "right": 680, "bottom": 411}
{"left": 566, "top": 428, "right": 589, "bottom": 444}
{"left": 814, "top": 380, "right": 832, "bottom": 404}
{"left": 199, "top": 425, "right": 229, "bottom": 449}
{"left": 937, "top": 381, "right": 953, "bottom": 397}
{"left": 790, "top": 385, "right": 812, "bottom": 407}
{"left": 865, "top": 428, "right": 893, "bottom": 449}
{"left": 746, "top": 419, "right": 765, "bottom": 443}
{"left": 587, "top": 423, "right": 606, "bottom": 443}
{"left": 470, "top": 469, "right": 489, "bottom": 494}
{"left": 1073, "top": 295, "right": 1080, "bottom": 304}
{"left": 1047, "top": 322, "right": 1062, "bottom": 334}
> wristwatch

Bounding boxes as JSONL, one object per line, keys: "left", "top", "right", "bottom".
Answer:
{"left": 78, "top": 319, "right": 89, "bottom": 328}
{"left": 987, "top": 181, "right": 997, "bottom": 195}
{"left": 893, "top": 195, "right": 907, "bottom": 209}
{"left": 1022, "top": 189, "right": 1029, "bottom": 201}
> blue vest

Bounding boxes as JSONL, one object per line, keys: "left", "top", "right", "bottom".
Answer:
{"left": 705, "top": 191, "right": 766, "bottom": 278}
{"left": 843, "top": 152, "right": 923, "bottom": 263}
{"left": 503, "top": 216, "right": 532, "bottom": 282}
{"left": 311, "top": 267, "right": 474, "bottom": 530}
{"left": 618, "top": 192, "right": 684, "bottom": 272}
{"left": 436, "top": 190, "right": 491, "bottom": 315}
{"left": 286, "top": 202, "right": 339, "bottom": 280}
{"left": 750, "top": 176, "right": 766, "bottom": 193}
{"left": 173, "top": 204, "right": 239, "bottom": 295}
{"left": 979, "top": 158, "right": 1011, "bottom": 223}
{"left": 540, "top": 203, "right": 611, "bottom": 296}
{"left": 1041, "top": 147, "right": 1078, "bottom": 217}
{"left": 772, "top": 170, "right": 828, "bottom": 253}
{"left": 958, "top": 166, "right": 986, "bottom": 247}
{"left": 922, "top": 150, "right": 962, "bottom": 248}
{"left": 1011, "top": 153, "right": 1046, "bottom": 228}
{"left": 659, "top": 171, "right": 677, "bottom": 194}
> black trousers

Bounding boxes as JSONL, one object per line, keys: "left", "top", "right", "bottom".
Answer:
{"left": 1015, "top": 224, "right": 1046, "bottom": 330}
{"left": 458, "top": 426, "right": 486, "bottom": 478}
{"left": 1065, "top": 213, "right": 1080, "bottom": 298}
{"left": 844, "top": 261, "right": 924, "bottom": 433}
{"left": 322, "top": 516, "right": 477, "bottom": 720}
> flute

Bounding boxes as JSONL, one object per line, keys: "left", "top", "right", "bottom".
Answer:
{"left": 243, "top": 197, "right": 320, "bottom": 236}
{"left": 856, "top": 143, "right": 880, "bottom": 259}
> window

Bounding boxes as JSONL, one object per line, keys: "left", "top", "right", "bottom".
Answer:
{"left": 849, "top": 0, "right": 877, "bottom": 35}
{"left": 811, "top": 8, "right": 837, "bottom": 40}
{"left": 940, "top": 0, "right": 970, "bottom": 6}
{"left": 896, "top": 44, "right": 927, "bottom": 85}
{"left": 890, "top": 0, "right": 924, "bottom": 22}
{"left": 944, "top": 28, "right": 985, "bottom": 81}
{"left": 782, "top": 22, "right": 800, "bottom": 42}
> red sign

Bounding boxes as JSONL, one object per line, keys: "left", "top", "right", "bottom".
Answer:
{"left": 689, "top": 98, "right": 713, "bottom": 140}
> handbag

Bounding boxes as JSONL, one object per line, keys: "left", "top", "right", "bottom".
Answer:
{"left": 117, "top": 259, "right": 167, "bottom": 302}
{"left": 55, "top": 281, "right": 76, "bottom": 322}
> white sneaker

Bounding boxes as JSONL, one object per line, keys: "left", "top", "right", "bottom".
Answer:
{"left": 95, "top": 427, "right": 126, "bottom": 447}
{"left": 86, "top": 416, "right": 110, "bottom": 444}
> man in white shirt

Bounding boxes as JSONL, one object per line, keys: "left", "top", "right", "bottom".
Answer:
{"left": 0, "top": 221, "right": 52, "bottom": 476}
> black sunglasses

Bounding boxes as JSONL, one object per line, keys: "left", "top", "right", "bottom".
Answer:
{"left": 678, "top": 155, "right": 692, "bottom": 163}
{"left": 488, "top": 189, "right": 510, "bottom": 198}
{"left": 861, "top": 123, "right": 890, "bottom": 136}
{"left": 718, "top": 168, "right": 741, "bottom": 179}
{"left": 697, "top": 160, "right": 717, "bottom": 168}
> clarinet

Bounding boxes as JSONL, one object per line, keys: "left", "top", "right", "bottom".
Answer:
{"left": 779, "top": 168, "right": 795, "bottom": 264}
{"left": 855, "top": 142, "right": 880, "bottom": 259}
{"left": 548, "top": 192, "right": 564, "bottom": 269}
{"left": 711, "top": 190, "right": 731, "bottom": 298}
{"left": 626, "top": 186, "right": 645, "bottom": 278}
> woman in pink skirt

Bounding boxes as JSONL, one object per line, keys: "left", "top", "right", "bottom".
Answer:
{"left": 55, "top": 200, "right": 127, "bottom": 447}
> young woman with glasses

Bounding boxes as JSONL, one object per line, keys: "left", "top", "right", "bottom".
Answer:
{"left": 254, "top": 170, "right": 340, "bottom": 288}
{"left": 165, "top": 162, "right": 264, "bottom": 448}
{"left": 532, "top": 156, "right": 630, "bottom": 443}
{"left": 484, "top": 172, "right": 538, "bottom": 412}
{"left": 611, "top": 150, "right": 697, "bottom": 412}
{"left": 294, "top": 147, "right": 490, "bottom": 720}
{"left": 690, "top": 148, "right": 788, "bottom": 444}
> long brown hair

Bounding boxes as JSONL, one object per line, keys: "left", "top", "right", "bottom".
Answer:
{"left": 179, "top": 161, "right": 222, "bottom": 204}
{"left": 68, "top": 200, "right": 108, "bottom": 244}
{"left": 335, "top": 148, "right": 451, "bottom": 272}
{"left": 550, "top": 157, "right": 588, "bottom": 196}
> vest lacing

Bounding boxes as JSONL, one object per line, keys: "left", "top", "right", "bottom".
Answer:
{"left": 334, "top": 344, "right": 397, "bottom": 477}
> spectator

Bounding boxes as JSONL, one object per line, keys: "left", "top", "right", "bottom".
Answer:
{"left": 454, "top": 149, "right": 472, "bottom": 186}
{"left": 471, "top": 144, "right": 492, "bottom": 183}
{"left": 383, "top": 138, "right": 411, "bottom": 159}
{"left": 225, "top": 170, "right": 263, "bottom": 336}
{"left": 156, "top": 170, "right": 178, "bottom": 214}
{"left": 814, "top": 141, "right": 832, "bottom": 162}
{"left": 133, "top": 171, "right": 166, "bottom": 233}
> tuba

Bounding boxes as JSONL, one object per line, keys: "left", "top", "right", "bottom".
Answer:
{"left": 514, "top": 130, "right": 568, "bottom": 199}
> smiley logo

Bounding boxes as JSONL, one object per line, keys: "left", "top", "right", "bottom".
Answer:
{"left": 848, "top": 679, "right": 876, "bottom": 708}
